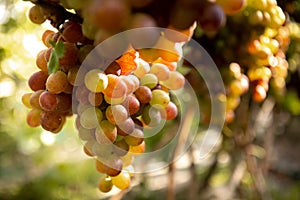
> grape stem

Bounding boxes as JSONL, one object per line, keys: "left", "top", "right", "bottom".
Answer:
{"left": 26, "top": 0, "right": 83, "bottom": 28}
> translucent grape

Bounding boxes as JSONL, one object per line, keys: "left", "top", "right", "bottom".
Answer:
{"left": 84, "top": 69, "right": 108, "bottom": 93}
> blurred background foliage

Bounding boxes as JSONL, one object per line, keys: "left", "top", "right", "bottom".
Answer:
{"left": 0, "top": 0, "right": 300, "bottom": 200}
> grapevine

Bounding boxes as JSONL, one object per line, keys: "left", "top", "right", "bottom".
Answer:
{"left": 21, "top": 0, "right": 300, "bottom": 197}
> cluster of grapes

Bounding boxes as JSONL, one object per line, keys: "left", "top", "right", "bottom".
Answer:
{"left": 21, "top": 22, "right": 84, "bottom": 132}
{"left": 74, "top": 50, "right": 185, "bottom": 192}
{"left": 24, "top": 0, "right": 193, "bottom": 192}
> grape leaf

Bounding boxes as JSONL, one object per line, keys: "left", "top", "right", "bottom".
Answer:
{"left": 48, "top": 41, "right": 65, "bottom": 74}
{"left": 116, "top": 50, "right": 137, "bottom": 75}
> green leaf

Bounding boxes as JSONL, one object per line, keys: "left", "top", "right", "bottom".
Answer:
{"left": 47, "top": 41, "right": 65, "bottom": 74}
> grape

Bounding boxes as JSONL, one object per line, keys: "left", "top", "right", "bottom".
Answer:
{"left": 75, "top": 85, "right": 90, "bottom": 105}
{"left": 40, "top": 111, "right": 64, "bottom": 133}
{"left": 41, "top": 30, "right": 55, "bottom": 48}
{"left": 62, "top": 21, "right": 83, "bottom": 43}
{"left": 127, "top": 13, "right": 160, "bottom": 49}
{"left": 121, "top": 95, "right": 140, "bottom": 115}
{"left": 78, "top": 126, "right": 95, "bottom": 141}
{"left": 86, "top": 0, "right": 130, "bottom": 32}
{"left": 253, "top": 85, "right": 267, "bottom": 102}
{"left": 39, "top": 91, "right": 57, "bottom": 111}
{"left": 129, "top": 141, "right": 146, "bottom": 154}
{"left": 36, "top": 50, "right": 48, "bottom": 72}
{"left": 216, "top": 0, "right": 246, "bottom": 15}
{"left": 67, "top": 65, "right": 79, "bottom": 86}
{"left": 141, "top": 105, "right": 161, "bottom": 127}
{"left": 161, "top": 71, "right": 185, "bottom": 90}
{"left": 117, "top": 117, "right": 135, "bottom": 136}
{"left": 22, "top": 93, "right": 33, "bottom": 108}
{"left": 170, "top": 5, "right": 197, "bottom": 30}
{"left": 149, "top": 89, "right": 170, "bottom": 109}
{"left": 98, "top": 176, "right": 113, "bottom": 193}
{"left": 104, "top": 95, "right": 126, "bottom": 105}
{"left": 28, "top": 71, "right": 48, "bottom": 91}
{"left": 59, "top": 43, "right": 79, "bottom": 66}
{"left": 96, "top": 157, "right": 123, "bottom": 177}
{"left": 138, "top": 48, "right": 160, "bottom": 63}
{"left": 121, "top": 153, "right": 133, "bottom": 167}
{"left": 160, "top": 101, "right": 178, "bottom": 120}
{"left": 198, "top": 2, "right": 226, "bottom": 32}
{"left": 92, "top": 142, "right": 114, "bottom": 158}
{"left": 88, "top": 92, "right": 103, "bottom": 106}
{"left": 134, "top": 86, "right": 152, "bottom": 103}
{"left": 83, "top": 142, "right": 95, "bottom": 157}
{"left": 80, "top": 107, "right": 103, "bottom": 129}
{"left": 46, "top": 71, "right": 69, "bottom": 94}
{"left": 84, "top": 69, "right": 108, "bottom": 93}
{"left": 133, "top": 59, "right": 150, "bottom": 78}
{"left": 26, "top": 109, "right": 42, "bottom": 127}
{"left": 124, "top": 128, "right": 144, "bottom": 146}
{"left": 140, "top": 73, "right": 158, "bottom": 89}
{"left": 56, "top": 93, "right": 72, "bottom": 112}
{"left": 105, "top": 61, "right": 121, "bottom": 75}
{"left": 111, "top": 171, "right": 131, "bottom": 190}
{"left": 113, "top": 139, "right": 129, "bottom": 156}
{"left": 105, "top": 105, "right": 128, "bottom": 125}
{"left": 103, "top": 74, "right": 127, "bottom": 98}
{"left": 28, "top": 5, "right": 46, "bottom": 24}
{"left": 120, "top": 75, "right": 139, "bottom": 95}
{"left": 149, "top": 63, "right": 170, "bottom": 81}
{"left": 95, "top": 120, "right": 117, "bottom": 144}
{"left": 30, "top": 90, "right": 44, "bottom": 109}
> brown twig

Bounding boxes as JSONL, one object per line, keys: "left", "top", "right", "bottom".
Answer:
{"left": 26, "top": 0, "right": 83, "bottom": 28}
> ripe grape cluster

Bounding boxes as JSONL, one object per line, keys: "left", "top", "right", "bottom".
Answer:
{"left": 23, "top": 0, "right": 293, "bottom": 193}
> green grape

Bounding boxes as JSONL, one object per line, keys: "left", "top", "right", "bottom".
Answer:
{"left": 113, "top": 139, "right": 129, "bottom": 156}
{"left": 95, "top": 120, "right": 117, "bottom": 144}
{"left": 29, "top": 90, "right": 44, "bottom": 109}
{"left": 93, "top": 142, "right": 113, "bottom": 158}
{"left": 66, "top": 0, "right": 85, "bottom": 10}
{"left": 81, "top": 19, "right": 98, "bottom": 40}
{"left": 98, "top": 176, "right": 113, "bottom": 193}
{"left": 120, "top": 75, "right": 139, "bottom": 95}
{"left": 28, "top": 5, "right": 46, "bottom": 24}
{"left": 105, "top": 105, "right": 128, "bottom": 125}
{"left": 22, "top": 93, "right": 33, "bottom": 109}
{"left": 140, "top": 73, "right": 158, "bottom": 89}
{"left": 133, "top": 58, "right": 150, "bottom": 79}
{"left": 149, "top": 89, "right": 170, "bottom": 109}
{"left": 149, "top": 63, "right": 170, "bottom": 81}
{"left": 111, "top": 170, "right": 131, "bottom": 190}
{"left": 80, "top": 107, "right": 103, "bottom": 129}
{"left": 84, "top": 69, "right": 108, "bottom": 93}
{"left": 161, "top": 71, "right": 185, "bottom": 90}
{"left": 46, "top": 71, "right": 69, "bottom": 94}
{"left": 104, "top": 95, "right": 126, "bottom": 105}
{"left": 141, "top": 105, "right": 161, "bottom": 127}
{"left": 103, "top": 74, "right": 128, "bottom": 98}
{"left": 28, "top": 71, "right": 48, "bottom": 92}
{"left": 124, "top": 128, "right": 144, "bottom": 146}
{"left": 88, "top": 92, "right": 104, "bottom": 106}
{"left": 121, "top": 153, "right": 133, "bottom": 167}
{"left": 78, "top": 126, "right": 94, "bottom": 141}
